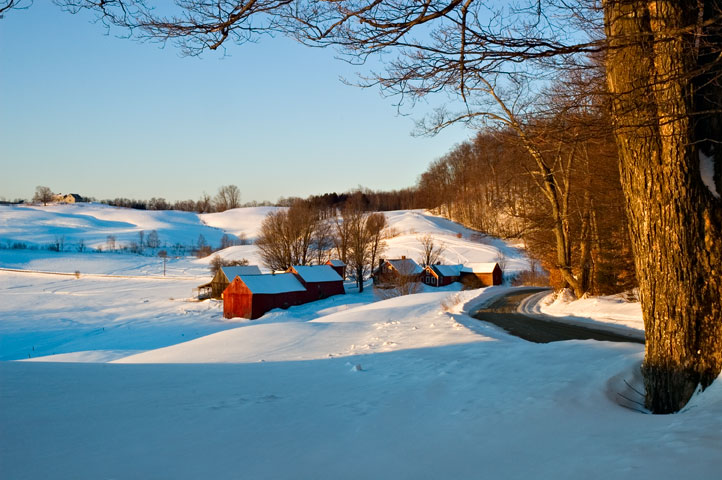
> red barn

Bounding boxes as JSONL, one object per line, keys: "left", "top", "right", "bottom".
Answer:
{"left": 422, "top": 264, "right": 463, "bottom": 287}
{"left": 460, "top": 262, "right": 503, "bottom": 286}
{"left": 288, "top": 265, "right": 345, "bottom": 301}
{"left": 372, "top": 257, "right": 423, "bottom": 287}
{"left": 325, "top": 259, "right": 346, "bottom": 280}
{"left": 223, "top": 273, "right": 308, "bottom": 319}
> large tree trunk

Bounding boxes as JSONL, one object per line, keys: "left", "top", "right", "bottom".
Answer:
{"left": 604, "top": 0, "right": 722, "bottom": 413}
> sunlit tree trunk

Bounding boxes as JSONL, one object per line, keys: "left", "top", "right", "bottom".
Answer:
{"left": 604, "top": 0, "right": 722, "bottom": 413}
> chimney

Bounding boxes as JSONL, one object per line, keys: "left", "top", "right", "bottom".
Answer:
{"left": 401, "top": 255, "right": 406, "bottom": 260}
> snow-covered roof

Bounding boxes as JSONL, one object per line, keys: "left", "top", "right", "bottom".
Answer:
{"left": 386, "top": 258, "right": 423, "bottom": 275}
{"left": 221, "top": 265, "right": 262, "bottom": 280}
{"left": 430, "top": 264, "right": 463, "bottom": 277}
{"left": 327, "top": 259, "right": 346, "bottom": 267}
{"left": 239, "top": 273, "right": 306, "bottom": 294}
{"left": 291, "top": 265, "right": 343, "bottom": 283}
{"left": 461, "top": 262, "right": 499, "bottom": 274}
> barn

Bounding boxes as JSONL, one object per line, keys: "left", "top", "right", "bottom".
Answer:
{"left": 222, "top": 273, "right": 308, "bottom": 319}
{"left": 373, "top": 257, "right": 423, "bottom": 287}
{"left": 208, "top": 265, "right": 263, "bottom": 299}
{"left": 460, "top": 262, "right": 503, "bottom": 286}
{"left": 422, "top": 264, "right": 463, "bottom": 287}
{"left": 325, "top": 259, "right": 346, "bottom": 280}
{"left": 288, "top": 265, "right": 345, "bottom": 301}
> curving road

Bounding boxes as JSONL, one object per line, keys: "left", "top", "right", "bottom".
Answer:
{"left": 473, "top": 288, "right": 644, "bottom": 344}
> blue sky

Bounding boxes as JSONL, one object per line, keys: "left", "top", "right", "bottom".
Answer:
{"left": 0, "top": 2, "right": 470, "bottom": 204}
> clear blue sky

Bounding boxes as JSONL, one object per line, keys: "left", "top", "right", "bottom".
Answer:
{"left": 0, "top": 2, "right": 470, "bottom": 204}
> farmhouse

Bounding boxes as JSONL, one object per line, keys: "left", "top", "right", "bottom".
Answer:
{"left": 287, "top": 265, "right": 345, "bottom": 301}
{"left": 460, "top": 262, "right": 503, "bottom": 286}
{"left": 207, "top": 265, "right": 263, "bottom": 299}
{"left": 223, "top": 273, "right": 308, "bottom": 319}
{"left": 325, "top": 259, "right": 346, "bottom": 279}
{"left": 51, "top": 193, "right": 84, "bottom": 203}
{"left": 422, "top": 264, "right": 463, "bottom": 287}
{"left": 373, "top": 257, "right": 423, "bottom": 287}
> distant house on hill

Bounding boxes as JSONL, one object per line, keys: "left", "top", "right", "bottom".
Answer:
{"left": 325, "top": 259, "right": 346, "bottom": 280}
{"left": 64, "top": 194, "right": 84, "bottom": 203}
{"left": 460, "top": 262, "right": 503, "bottom": 287}
{"left": 51, "top": 193, "right": 84, "bottom": 204}
{"left": 222, "top": 273, "right": 308, "bottom": 319}
{"left": 372, "top": 257, "right": 423, "bottom": 287}
{"left": 287, "top": 265, "right": 345, "bottom": 301}
{"left": 208, "top": 265, "right": 263, "bottom": 299}
{"left": 422, "top": 264, "right": 463, "bottom": 287}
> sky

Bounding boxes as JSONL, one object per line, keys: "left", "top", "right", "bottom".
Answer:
{"left": 0, "top": 2, "right": 470, "bottom": 204}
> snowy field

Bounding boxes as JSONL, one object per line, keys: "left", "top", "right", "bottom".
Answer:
{"left": 1, "top": 204, "right": 721, "bottom": 479}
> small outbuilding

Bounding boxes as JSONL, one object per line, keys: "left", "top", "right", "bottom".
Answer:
{"left": 373, "top": 257, "right": 423, "bottom": 287}
{"left": 209, "top": 265, "right": 263, "bottom": 299}
{"left": 288, "top": 265, "right": 345, "bottom": 301}
{"left": 223, "top": 273, "right": 308, "bottom": 319}
{"left": 460, "top": 262, "right": 503, "bottom": 286}
{"left": 325, "top": 259, "right": 346, "bottom": 280}
{"left": 422, "top": 264, "right": 463, "bottom": 287}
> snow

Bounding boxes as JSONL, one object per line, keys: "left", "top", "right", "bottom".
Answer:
{"left": 200, "top": 206, "right": 281, "bottom": 240}
{"left": 239, "top": 272, "right": 307, "bottom": 294}
{"left": 219, "top": 264, "right": 262, "bottom": 279}
{"left": 699, "top": 150, "right": 720, "bottom": 198}
{"left": 430, "top": 263, "right": 463, "bottom": 277}
{"left": 327, "top": 259, "right": 345, "bottom": 267}
{"left": 291, "top": 264, "right": 343, "bottom": 283}
{"left": 461, "top": 262, "right": 498, "bottom": 273}
{"left": 0, "top": 203, "right": 229, "bottom": 250}
{"left": 1, "top": 204, "right": 721, "bottom": 479}
{"left": 385, "top": 257, "right": 423, "bottom": 275}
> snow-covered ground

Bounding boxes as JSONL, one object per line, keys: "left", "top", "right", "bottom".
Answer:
{"left": 1, "top": 204, "right": 720, "bottom": 479}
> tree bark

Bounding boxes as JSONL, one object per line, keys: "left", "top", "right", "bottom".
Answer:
{"left": 604, "top": 0, "right": 722, "bottom": 413}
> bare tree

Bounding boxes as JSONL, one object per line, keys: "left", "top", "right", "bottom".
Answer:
{"left": 417, "top": 233, "right": 446, "bottom": 267}
{"left": 146, "top": 230, "right": 160, "bottom": 248}
{"left": 0, "top": 0, "right": 30, "bottom": 19}
{"left": 255, "top": 201, "right": 321, "bottom": 271}
{"left": 335, "top": 199, "right": 388, "bottom": 292}
{"left": 33, "top": 186, "right": 53, "bottom": 206}
{"left": 196, "top": 192, "right": 214, "bottom": 213}
{"left": 311, "top": 218, "right": 335, "bottom": 266}
{"left": 209, "top": 254, "right": 249, "bottom": 275}
{"left": 220, "top": 234, "right": 238, "bottom": 249}
{"left": 214, "top": 185, "right": 241, "bottom": 212}
{"left": 366, "top": 212, "right": 387, "bottom": 274}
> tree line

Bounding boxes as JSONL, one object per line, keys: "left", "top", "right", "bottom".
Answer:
{"left": 255, "top": 193, "right": 388, "bottom": 293}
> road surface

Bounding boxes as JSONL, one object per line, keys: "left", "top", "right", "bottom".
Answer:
{"left": 472, "top": 288, "right": 644, "bottom": 344}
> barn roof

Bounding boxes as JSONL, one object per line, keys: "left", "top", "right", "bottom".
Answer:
{"left": 239, "top": 273, "right": 306, "bottom": 294}
{"left": 221, "top": 265, "right": 262, "bottom": 280}
{"left": 461, "top": 262, "right": 500, "bottom": 274}
{"left": 291, "top": 265, "right": 343, "bottom": 283}
{"left": 327, "top": 259, "right": 346, "bottom": 267}
{"left": 387, "top": 258, "right": 423, "bottom": 275}
{"left": 430, "top": 264, "right": 463, "bottom": 277}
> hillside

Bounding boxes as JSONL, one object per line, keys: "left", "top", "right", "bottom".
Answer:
{"left": 1, "top": 204, "right": 720, "bottom": 480}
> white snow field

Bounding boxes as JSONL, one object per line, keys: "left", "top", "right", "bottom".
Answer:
{"left": 1, "top": 204, "right": 721, "bottom": 480}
